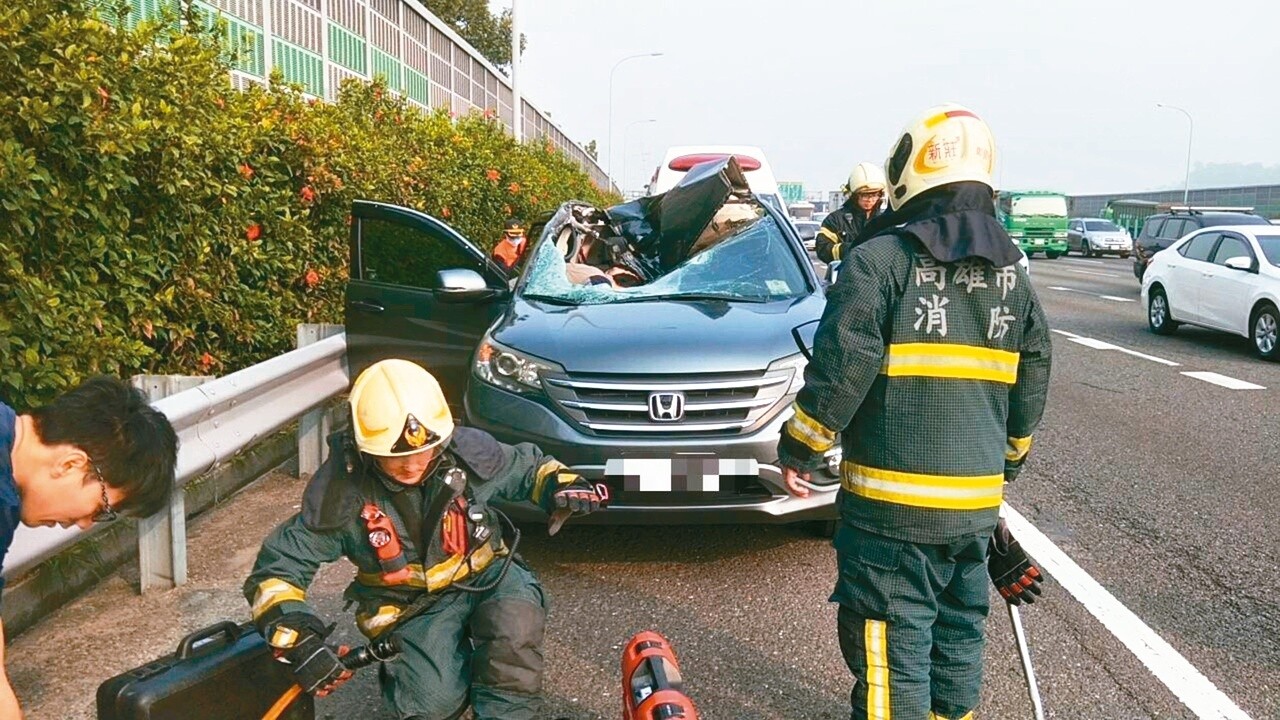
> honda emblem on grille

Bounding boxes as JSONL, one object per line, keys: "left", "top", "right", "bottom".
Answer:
{"left": 648, "top": 392, "right": 685, "bottom": 422}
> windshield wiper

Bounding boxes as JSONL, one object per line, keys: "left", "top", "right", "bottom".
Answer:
{"left": 520, "top": 294, "right": 578, "bottom": 306}
{"left": 618, "top": 293, "right": 768, "bottom": 304}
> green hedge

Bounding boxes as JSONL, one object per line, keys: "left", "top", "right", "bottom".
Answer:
{"left": 0, "top": 0, "right": 616, "bottom": 410}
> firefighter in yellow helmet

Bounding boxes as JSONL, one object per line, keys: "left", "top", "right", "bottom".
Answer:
{"left": 815, "top": 161, "right": 887, "bottom": 264}
{"left": 778, "top": 104, "right": 1052, "bottom": 720}
{"left": 245, "top": 359, "right": 604, "bottom": 720}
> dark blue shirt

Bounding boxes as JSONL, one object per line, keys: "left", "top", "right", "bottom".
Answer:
{"left": 0, "top": 402, "right": 21, "bottom": 604}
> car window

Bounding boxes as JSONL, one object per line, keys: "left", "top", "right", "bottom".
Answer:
{"left": 1085, "top": 220, "right": 1120, "bottom": 232}
{"left": 522, "top": 215, "right": 809, "bottom": 305}
{"left": 1255, "top": 234, "right": 1280, "bottom": 266}
{"left": 1161, "top": 218, "right": 1189, "bottom": 239}
{"left": 1141, "top": 217, "right": 1165, "bottom": 238}
{"left": 1211, "top": 234, "right": 1253, "bottom": 266}
{"left": 359, "top": 216, "right": 487, "bottom": 288}
{"left": 1179, "top": 232, "right": 1219, "bottom": 262}
{"left": 1068, "top": 220, "right": 1081, "bottom": 232}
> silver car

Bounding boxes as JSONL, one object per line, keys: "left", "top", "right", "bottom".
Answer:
{"left": 1068, "top": 218, "right": 1133, "bottom": 258}
{"left": 345, "top": 159, "right": 840, "bottom": 532}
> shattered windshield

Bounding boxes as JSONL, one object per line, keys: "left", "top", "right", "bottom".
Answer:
{"left": 521, "top": 215, "right": 808, "bottom": 306}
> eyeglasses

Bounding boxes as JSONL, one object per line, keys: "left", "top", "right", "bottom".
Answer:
{"left": 856, "top": 190, "right": 885, "bottom": 198}
{"left": 89, "top": 459, "right": 118, "bottom": 524}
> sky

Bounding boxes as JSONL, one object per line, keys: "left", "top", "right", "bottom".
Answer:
{"left": 503, "top": 0, "right": 1280, "bottom": 198}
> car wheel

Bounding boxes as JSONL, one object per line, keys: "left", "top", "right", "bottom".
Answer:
{"left": 1121, "top": 252, "right": 1131, "bottom": 259}
{"left": 1252, "top": 303, "right": 1279, "bottom": 360}
{"left": 1080, "top": 241, "right": 1092, "bottom": 258}
{"left": 1148, "top": 287, "right": 1178, "bottom": 335}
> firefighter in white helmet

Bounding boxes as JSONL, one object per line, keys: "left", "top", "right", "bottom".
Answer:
{"left": 246, "top": 359, "right": 604, "bottom": 720}
{"left": 815, "top": 161, "right": 887, "bottom": 264}
{"left": 778, "top": 104, "right": 1051, "bottom": 719}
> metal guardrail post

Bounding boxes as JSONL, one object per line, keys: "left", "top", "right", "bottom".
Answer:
{"left": 296, "top": 324, "right": 345, "bottom": 478}
{"left": 130, "top": 375, "right": 214, "bottom": 593}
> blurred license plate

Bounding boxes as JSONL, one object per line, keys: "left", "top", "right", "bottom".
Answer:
{"left": 1034, "top": 239, "right": 1045, "bottom": 245}
{"left": 604, "top": 457, "right": 758, "bottom": 492}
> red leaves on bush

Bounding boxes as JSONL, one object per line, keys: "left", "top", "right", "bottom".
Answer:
{"left": 485, "top": 168, "right": 500, "bottom": 183}
{"left": 507, "top": 182, "right": 521, "bottom": 194}
{"left": 198, "top": 352, "right": 215, "bottom": 370}
{"left": 300, "top": 185, "right": 315, "bottom": 204}
{"left": 441, "top": 206, "right": 452, "bottom": 218}
{"left": 245, "top": 223, "right": 262, "bottom": 241}
{"left": 238, "top": 163, "right": 254, "bottom": 180}
{"left": 304, "top": 269, "right": 320, "bottom": 288}
{"left": 96, "top": 86, "right": 110, "bottom": 108}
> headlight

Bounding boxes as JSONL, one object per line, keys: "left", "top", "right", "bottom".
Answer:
{"left": 1053, "top": 231, "right": 1068, "bottom": 238}
{"left": 474, "top": 337, "right": 561, "bottom": 395}
{"left": 1009, "top": 230, "right": 1025, "bottom": 238}
{"left": 768, "top": 352, "right": 808, "bottom": 394}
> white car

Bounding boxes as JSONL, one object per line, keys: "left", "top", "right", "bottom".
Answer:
{"left": 1141, "top": 225, "right": 1280, "bottom": 359}
{"left": 649, "top": 145, "right": 787, "bottom": 214}
{"left": 1067, "top": 217, "right": 1133, "bottom": 258}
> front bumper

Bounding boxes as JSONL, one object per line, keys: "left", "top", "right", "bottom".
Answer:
{"left": 465, "top": 380, "right": 839, "bottom": 525}
{"left": 1017, "top": 239, "right": 1067, "bottom": 253}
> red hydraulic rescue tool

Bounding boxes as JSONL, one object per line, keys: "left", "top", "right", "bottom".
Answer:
{"left": 621, "top": 631, "right": 699, "bottom": 720}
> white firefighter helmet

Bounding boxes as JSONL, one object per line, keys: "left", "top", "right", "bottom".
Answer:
{"left": 845, "top": 161, "right": 887, "bottom": 197}
{"left": 350, "top": 359, "right": 454, "bottom": 457}
{"left": 884, "top": 103, "right": 996, "bottom": 211}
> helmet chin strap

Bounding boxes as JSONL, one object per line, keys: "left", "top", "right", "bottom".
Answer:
{"left": 363, "top": 448, "right": 448, "bottom": 486}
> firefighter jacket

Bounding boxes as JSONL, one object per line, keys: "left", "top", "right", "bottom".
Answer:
{"left": 779, "top": 183, "right": 1052, "bottom": 544}
{"left": 245, "top": 426, "right": 580, "bottom": 639}
{"left": 815, "top": 199, "right": 885, "bottom": 264}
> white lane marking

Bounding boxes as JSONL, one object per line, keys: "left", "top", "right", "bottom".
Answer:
{"left": 1050, "top": 328, "right": 1079, "bottom": 338}
{"left": 1180, "top": 371, "right": 1265, "bottom": 390}
{"left": 1058, "top": 267, "right": 1125, "bottom": 278}
{"left": 1050, "top": 329, "right": 1180, "bottom": 366}
{"left": 1048, "top": 286, "right": 1138, "bottom": 304}
{"left": 1060, "top": 258, "right": 1109, "bottom": 266}
{"left": 1003, "top": 503, "right": 1255, "bottom": 720}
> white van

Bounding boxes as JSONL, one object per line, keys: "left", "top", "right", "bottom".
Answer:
{"left": 649, "top": 145, "right": 787, "bottom": 214}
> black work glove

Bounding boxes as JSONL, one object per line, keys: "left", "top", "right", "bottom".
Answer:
{"left": 264, "top": 611, "right": 353, "bottom": 696}
{"left": 283, "top": 633, "right": 353, "bottom": 696}
{"left": 987, "top": 518, "right": 1044, "bottom": 606}
{"left": 552, "top": 474, "right": 607, "bottom": 515}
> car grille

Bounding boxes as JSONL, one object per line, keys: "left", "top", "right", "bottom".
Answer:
{"left": 1023, "top": 227, "right": 1056, "bottom": 239}
{"left": 542, "top": 370, "right": 794, "bottom": 437}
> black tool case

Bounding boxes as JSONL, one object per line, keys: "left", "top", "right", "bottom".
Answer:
{"left": 96, "top": 620, "right": 314, "bottom": 720}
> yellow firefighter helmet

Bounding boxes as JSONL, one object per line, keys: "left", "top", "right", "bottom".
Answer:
{"left": 884, "top": 103, "right": 996, "bottom": 211}
{"left": 350, "top": 359, "right": 454, "bottom": 457}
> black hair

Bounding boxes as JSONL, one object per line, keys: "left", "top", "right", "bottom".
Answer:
{"left": 30, "top": 376, "right": 178, "bottom": 518}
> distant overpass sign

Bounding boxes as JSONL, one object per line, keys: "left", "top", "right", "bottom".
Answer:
{"left": 779, "top": 181, "right": 805, "bottom": 205}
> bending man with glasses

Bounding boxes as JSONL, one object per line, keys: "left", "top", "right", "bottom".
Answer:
{"left": 0, "top": 376, "right": 178, "bottom": 717}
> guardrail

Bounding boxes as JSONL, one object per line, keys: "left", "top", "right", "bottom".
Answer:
{"left": 2, "top": 332, "right": 350, "bottom": 589}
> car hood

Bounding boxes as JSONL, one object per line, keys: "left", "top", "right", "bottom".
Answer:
{"left": 1089, "top": 232, "right": 1130, "bottom": 242}
{"left": 494, "top": 294, "right": 825, "bottom": 374}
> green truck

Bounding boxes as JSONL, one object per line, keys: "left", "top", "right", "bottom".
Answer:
{"left": 996, "top": 190, "right": 1069, "bottom": 258}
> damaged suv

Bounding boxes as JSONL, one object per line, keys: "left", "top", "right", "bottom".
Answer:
{"left": 345, "top": 158, "right": 838, "bottom": 528}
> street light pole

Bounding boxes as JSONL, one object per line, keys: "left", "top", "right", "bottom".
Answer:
{"left": 607, "top": 52, "right": 663, "bottom": 183}
{"left": 510, "top": 0, "right": 521, "bottom": 142}
{"left": 622, "top": 118, "right": 657, "bottom": 196}
{"left": 1157, "top": 103, "right": 1193, "bottom": 204}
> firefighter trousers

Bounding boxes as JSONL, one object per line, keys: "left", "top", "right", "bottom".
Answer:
{"left": 832, "top": 524, "right": 991, "bottom": 720}
{"left": 380, "top": 560, "right": 548, "bottom": 720}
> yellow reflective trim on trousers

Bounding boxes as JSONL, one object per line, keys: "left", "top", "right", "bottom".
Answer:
{"left": 532, "top": 459, "right": 568, "bottom": 501}
{"left": 865, "top": 619, "right": 891, "bottom": 720}
{"left": 250, "top": 578, "right": 307, "bottom": 621}
{"left": 356, "top": 542, "right": 502, "bottom": 591}
{"left": 786, "top": 404, "right": 837, "bottom": 452}
{"left": 1006, "top": 435, "right": 1033, "bottom": 462}
{"left": 882, "top": 343, "right": 1020, "bottom": 384}
{"left": 842, "top": 462, "right": 1004, "bottom": 510}
{"left": 928, "top": 713, "right": 973, "bottom": 720}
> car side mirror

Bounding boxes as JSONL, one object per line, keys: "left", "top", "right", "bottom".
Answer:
{"left": 1222, "top": 256, "right": 1254, "bottom": 272}
{"left": 437, "top": 268, "right": 501, "bottom": 302}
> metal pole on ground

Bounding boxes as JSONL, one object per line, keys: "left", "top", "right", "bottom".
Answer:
{"left": 296, "top": 323, "right": 345, "bottom": 479}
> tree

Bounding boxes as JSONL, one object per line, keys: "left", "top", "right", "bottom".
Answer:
{"left": 424, "top": 0, "right": 524, "bottom": 68}
{"left": 584, "top": 140, "right": 598, "bottom": 161}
